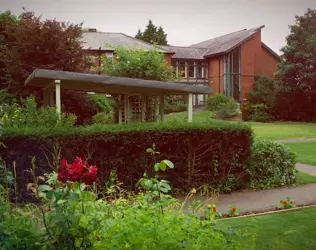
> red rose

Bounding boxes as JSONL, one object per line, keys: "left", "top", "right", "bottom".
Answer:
{"left": 213, "top": 208, "right": 217, "bottom": 213}
{"left": 46, "top": 207, "right": 51, "bottom": 212}
{"left": 282, "top": 200, "right": 287, "bottom": 205}
{"left": 231, "top": 207, "right": 237, "bottom": 213}
{"left": 82, "top": 166, "right": 98, "bottom": 185}
{"left": 69, "top": 163, "right": 84, "bottom": 182}
{"left": 57, "top": 170, "right": 70, "bottom": 183}
{"left": 60, "top": 159, "right": 69, "bottom": 171}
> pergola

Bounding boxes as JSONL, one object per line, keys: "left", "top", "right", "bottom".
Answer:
{"left": 25, "top": 69, "right": 212, "bottom": 123}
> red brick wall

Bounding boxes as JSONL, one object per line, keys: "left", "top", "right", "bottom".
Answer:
{"left": 164, "top": 54, "right": 173, "bottom": 67}
{"left": 208, "top": 56, "right": 223, "bottom": 96}
{"left": 256, "top": 46, "right": 278, "bottom": 78}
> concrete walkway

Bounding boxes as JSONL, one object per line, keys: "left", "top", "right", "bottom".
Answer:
{"left": 276, "top": 138, "right": 316, "bottom": 143}
{"left": 296, "top": 163, "right": 316, "bottom": 176}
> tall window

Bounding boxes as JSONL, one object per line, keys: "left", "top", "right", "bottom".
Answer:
{"left": 223, "top": 47, "right": 241, "bottom": 100}
{"left": 172, "top": 60, "right": 208, "bottom": 80}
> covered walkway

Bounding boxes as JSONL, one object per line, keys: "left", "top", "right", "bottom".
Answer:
{"left": 25, "top": 69, "right": 212, "bottom": 123}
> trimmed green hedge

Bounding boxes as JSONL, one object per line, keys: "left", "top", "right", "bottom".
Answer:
{"left": 1, "top": 121, "right": 253, "bottom": 201}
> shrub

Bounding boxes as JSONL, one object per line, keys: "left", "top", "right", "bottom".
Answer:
{"left": 1, "top": 121, "right": 253, "bottom": 199}
{"left": 215, "top": 100, "right": 241, "bottom": 118}
{"left": 0, "top": 96, "right": 76, "bottom": 129}
{"left": 207, "top": 94, "right": 231, "bottom": 111}
{"left": 248, "top": 140, "right": 296, "bottom": 189}
{"left": 92, "top": 111, "right": 114, "bottom": 124}
{"left": 279, "top": 197, "right": 296, "bottom": 209}
{"left": 243, "top": 103, "right": 271, "bottom": 122}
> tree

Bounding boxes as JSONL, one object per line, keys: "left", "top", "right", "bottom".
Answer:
{"left": 0, "top": 10, "right": 98, "bottom": 124}
{"left": 135, "top": 20, "right": 168, "bottom": 45}
{"left": 275, "top": 8, "right": 316, "bottom": 120}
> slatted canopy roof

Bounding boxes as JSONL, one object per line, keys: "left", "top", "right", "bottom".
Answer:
{"left": 25, "top": 69, "right": 212, "bottom": 95}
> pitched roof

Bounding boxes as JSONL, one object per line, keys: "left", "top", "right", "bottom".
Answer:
{"left": 190, "top": 26, "right": 265, "bottom": 57}
{"left": 81, "top": 31, "right": 169, "bottom": 53}
{"left": 261, "top": 42, "right": 280, "bottom": 59}
{"left": 161, "top": 46, "right": 207, "bottom": 60}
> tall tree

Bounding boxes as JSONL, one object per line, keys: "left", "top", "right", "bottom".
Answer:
{"left": 135, "top": 19, "right": 168, "bottom": 45}
{"left": 0, "top": 10, "right": 98, "bottom": 124}
{"left": 275, "top": 8, "right": 316, "bottom": 120}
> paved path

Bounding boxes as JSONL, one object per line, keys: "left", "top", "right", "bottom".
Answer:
{"left": 181, "top": 183, "right": 316, "bottom": 214}
{"left": 296, "top": 163, "right": 316, "bottom": 176}
{"left": 276, "top": 138, "right": 316, "bottom": 143}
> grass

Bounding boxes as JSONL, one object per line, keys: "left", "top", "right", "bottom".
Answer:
{"left": 295, "top": 171, "right": 316, "bottom": 185}
{"left": 166, "top": 111, "right": 316, "bottom": 140}
{"left": 218, "top": 207, "right": 316, "bottom": 250}
{"left": 285, "top": 141, "right": 316, "bottom": 166}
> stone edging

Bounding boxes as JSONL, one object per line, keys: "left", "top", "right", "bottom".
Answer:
{"left": 218, "top": 204, "right": 316, "bottom": 221}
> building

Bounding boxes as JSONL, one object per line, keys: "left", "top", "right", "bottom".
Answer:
{"left": 82, "top": 26, "right": 279, "bottom": 107}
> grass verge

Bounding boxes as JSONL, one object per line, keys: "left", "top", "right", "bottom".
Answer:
{"left": 285, "top": 141, "right": 316, "bottom": 166}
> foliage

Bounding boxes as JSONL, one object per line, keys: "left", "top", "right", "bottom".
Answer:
{"left": 243, "top": 75, "right": 278, "bottom": 122}
{"left": 207, "top": 94, "right": 232, "bottom": 112}
{"left": 89, "top": 94, "right": 115, "bottom": 124}
{"left": 248, "top": 140, "right": 296, "bottom": 189}
{"left": 0, "top": 10, "right": 90, "bottom": 95}
{"left": 279, "top": 197, "right": 296, "bottom": 209}
{"left": 135, "top": 19, "right": 168, "bottom": 45}
{"left": 215, "top": 100, "right": 241, "bottom": 118}
{"left": 1, "top": 121, "right": 253, "bottom": 197}
{"left": 0, "top": 96, "right": 76, "bottom": 128}
{"left": 165, "top": 95, "right": 187, "bottom": 114}
{"left": 228, "top": 205, "right": 240, "bottom": 217}
{"left": 92, "top": 111, "right": 114, "bottom": 124}
{"left": 275, "top": 8, "right": 316, "bottom": 121}
{"left": 99, "top": 46, "right": 174, "bottom": 81}
{"left": 243, "top": 103, "right": 271, "bottom": 122}
{"left": 0, "top": 153, "right": 256, "bottom": 249}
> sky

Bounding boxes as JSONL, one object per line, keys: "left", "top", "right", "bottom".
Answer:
{"left": 2, "top": 0, "right": 316, "bottom": 54}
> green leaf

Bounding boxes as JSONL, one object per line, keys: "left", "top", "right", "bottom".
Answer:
{"left": 162, "top": 160, "right": 174, "bottom": 169}
{"left": 144, "top": 179, "right": 153, "bottom": 189}
{"left": 57, "top": 199, "right": 67, "bottom": 205}
{"left": 146, "top": 148, "right": 153, "bottom": 153}
{"left": 38, "top": 185, "right": 52, "bottom": 192}
{"left": 154, "top": 163, "right": 160, "bottom": 172}
{"left": 159, "top": 161, "right": 167, "bottom": 171}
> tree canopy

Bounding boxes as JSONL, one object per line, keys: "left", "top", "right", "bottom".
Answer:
{"left": 0, "top": 10, "right": 90, "bottom": 95}
{"left": 135, "top": 20, "right": 168, "bottom": 45}
{"left": 275, "top": 8, "right": 316, "bottom": 120}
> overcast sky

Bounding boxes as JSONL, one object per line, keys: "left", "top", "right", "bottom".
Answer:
{"left": 2, "top": 0, "right": 316, "bottom": 54}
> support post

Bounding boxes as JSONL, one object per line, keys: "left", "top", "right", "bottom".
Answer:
{"left": 124, "top": 94, "right": 129, "bottom": 123}
{"left": 141, "top": 95, "right": 146, "bottom": 122}
{"left": 55, "top": 80, "right": 61, "bottom": 115}
{"left": 188, "top": 93, "right": 193, "bottom": 122}
{"left": 118, "top": 95, "right": 122, "bottom": 125}
{"left": 155, "top": 96, "right": 159, "bottom": 121}
{"left": 43, "top": 89, "right": 49, "bottom": 107}
{"left": 159, "top": 95, "right": 165, "bottom": 122}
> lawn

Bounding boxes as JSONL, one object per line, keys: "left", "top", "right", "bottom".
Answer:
{"left": 166, "top": 111, "right": 316, "bottom": 140}
{"left": 285, "top": 141, "right": 316, "bottom": 166}
{"left": 218, "top": 207, "right": 316, "bottom": 250}
{"left": 295, "top": 171, "right": 316, "bottom": 185}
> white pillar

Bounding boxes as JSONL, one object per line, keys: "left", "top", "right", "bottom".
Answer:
{"left": 55, "top": 80, "right": 61, "bottom": 115}
{"left": 159, "top": 95, "right": 165, "bottom": 122}
{"left": 188, "top": 93, "right": 193, "bottom": 122}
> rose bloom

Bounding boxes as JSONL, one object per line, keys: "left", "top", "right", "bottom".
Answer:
{"left": 213, "top": 208, "right": 217, "bottom": 213}
{"left": 231, "top": 207, "right": 237, "bottom": 213}
{"left": 283, "top": 200, "right": 287, "bottom": 205}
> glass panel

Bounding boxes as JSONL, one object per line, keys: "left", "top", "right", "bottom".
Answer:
{"left": 188, "top": 62, "right": 194, "bottom": 78}
{"left": 196, "top": 62, "right": 202, "bottom": 79}
{"left": 179, "top": 61, "right": 185, "bottom": 77}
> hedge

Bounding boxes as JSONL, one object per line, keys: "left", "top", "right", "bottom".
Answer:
{"left": 1, "top": 121, "right": 253, "bottom": 201}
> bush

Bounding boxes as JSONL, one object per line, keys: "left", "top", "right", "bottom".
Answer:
{"left": 164, "top": 95, "right": 187, "bottom": 114}
{"left": 243, "top": 103, "right": 271, "bottom": 122}
{"left": 207, "top": 94, "right": 231, "bottom": 111}
{"left": 248, "top": 140, "right": 296, "bottom": 189}
{"left": 0, "top": 96, "right": 76, "bottom": 129}
{"left": 1, "top": 121, "right": 253, "bottom": 199}
{"left": 215, "top": 100, "right": 241, "bottom": 118}
{"left": 92, "top": 111, "right": 114, "bottom": 124}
